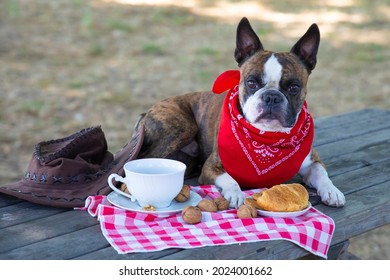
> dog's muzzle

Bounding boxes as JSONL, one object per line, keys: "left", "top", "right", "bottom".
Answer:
{"left": 261, "top": 90, "right": 283, "bottom": 108}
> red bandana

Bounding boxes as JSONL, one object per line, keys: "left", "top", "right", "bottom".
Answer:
{"left": 212, "top": 70, "right": 314, "bottom": 188}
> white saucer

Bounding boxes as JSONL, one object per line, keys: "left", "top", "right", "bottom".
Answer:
{"left": 257, "top": 202, "right": 312, "bottom": 218}
{"left": 107, "top": 191, "right": 202, "bottom": 217}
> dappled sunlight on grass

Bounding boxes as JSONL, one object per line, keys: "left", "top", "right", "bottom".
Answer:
{"left": 101, "top": 0, "right": 389, "bottom": 44}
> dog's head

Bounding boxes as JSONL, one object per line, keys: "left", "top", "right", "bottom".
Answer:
{"left": 234, "top": 17, "right": 320, "bottom": 132}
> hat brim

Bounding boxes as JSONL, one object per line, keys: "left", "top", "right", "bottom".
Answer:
{"left": 0, "top": 124, "right": 144, "bottom": 208}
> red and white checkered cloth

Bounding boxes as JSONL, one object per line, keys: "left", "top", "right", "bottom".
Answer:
{"left": 80, "top": 185, "right": 335, "bottom": 258}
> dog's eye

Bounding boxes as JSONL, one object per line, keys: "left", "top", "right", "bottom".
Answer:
{"left": 246, "top": 80, "right": 259, "bottom": 90}
{"left": 287, "top": 84, "right": 300, "bottom": 95}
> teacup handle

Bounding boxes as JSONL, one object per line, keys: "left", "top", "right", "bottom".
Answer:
{"left": 107, "top": 173, "right": 136, "bottom": 202}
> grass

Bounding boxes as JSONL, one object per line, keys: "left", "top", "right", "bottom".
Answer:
{"left": 68, "top": 79, "right": 85, "bottom": 89}
{"left": 151, "top": 8, "right": 198, "bottom": 25}
{"left": 142, "top": 44, "right": 165, "bottom": 55}
{"left": 5, "top": 0, "right": 18, "bottom": 18}
{"left": 196, "top": 47, "right": 220, "bottom": 57}
{"left": 349, "top": 43, "right": 387, "bottom": 62}
{"left": 106, "top": 19, "right": 135, "bottom": 33}
{"left": 88, "top": 43, "right": 105, "bottom": 57}
{"left": 17, "top": 100, "right": 47, "bottom": 116}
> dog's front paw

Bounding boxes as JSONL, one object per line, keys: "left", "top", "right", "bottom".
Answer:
{"left": 215, "top": 172, "right": 245, "bottom": 209}
{"left": 221, "top": 188, "right": 245, "bottom": 209}
{"left": 317, "top": 183, "right": 346, "bottom": 207}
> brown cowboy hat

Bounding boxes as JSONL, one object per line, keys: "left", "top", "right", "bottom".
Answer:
{"left": 0, "top": 123, "right": 144, "bottom": 208}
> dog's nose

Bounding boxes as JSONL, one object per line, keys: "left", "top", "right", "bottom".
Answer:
{"left": 262, "top": 91, "right": 283, "bottom": 106}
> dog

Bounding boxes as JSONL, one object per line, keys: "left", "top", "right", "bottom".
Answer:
{"left": 136, "top": 17, "right": 346, "bottom": 209}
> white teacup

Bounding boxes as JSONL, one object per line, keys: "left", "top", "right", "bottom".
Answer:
{"left": 107, "top": 158, "right": 186, "bottom": 209}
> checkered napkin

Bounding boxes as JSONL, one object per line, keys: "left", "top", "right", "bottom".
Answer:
{"left": 80, "top": 185, "right": 335, "bottom": 258}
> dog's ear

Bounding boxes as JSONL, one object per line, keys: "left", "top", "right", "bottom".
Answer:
{"left": 234, "top": 17, "right": 264, "bottom": 65}
{"left": 291, "top": 24, "right": 320, "bottom": 72}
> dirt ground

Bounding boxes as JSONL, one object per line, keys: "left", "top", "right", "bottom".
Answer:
{"left": 0, "top": 0, "right": 389, "bottom": 259}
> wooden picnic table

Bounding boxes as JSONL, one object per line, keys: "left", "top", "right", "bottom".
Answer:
{"left": 0, "top": 108, "right": 389, "bottom": 260}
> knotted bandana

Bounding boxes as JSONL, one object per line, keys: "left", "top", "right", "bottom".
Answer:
{"left": 213, "top": 70, "right": 314, "bottom": 188}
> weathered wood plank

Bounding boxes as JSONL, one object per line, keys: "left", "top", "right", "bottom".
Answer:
{"left": 158, "top": 239, "right": 304, "bottom": 260}
{"left": 324, "top": 139, "right": 390, "bottom": 177}
{"left": 315, "top": 129, "right": 390, "bottom": 161}
{"left": 0, "top": 201, "right": 67, "bottom": 229}
{"left": 317, "top": 181, "right": 390, "bottom": 242}
{"left": 314, "top": 109, "right": 389, "bottom": 129}
{"left": 329, "top": 159, "right": 390, "bottom": 195}
{"left": 72, "top": 246, "right": 183, "bottom": 260}
{"left": 0, "top": 221, "right": 184, "bottom": 260}
{"left": 0, "top": 210, "right": 98, "bottom": 254}
{"left": 0, "top": 225, "right": 108, "bottom": 260}
{"left": 314, "top": 111, "right": 390, "bottom": 147}
{"left": 0, "top": 194, "right": 22, "bottom": 208}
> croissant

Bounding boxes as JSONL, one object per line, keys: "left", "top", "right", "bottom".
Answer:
{"left": 255, "top": 183, "right": 309, "bottom": 212}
